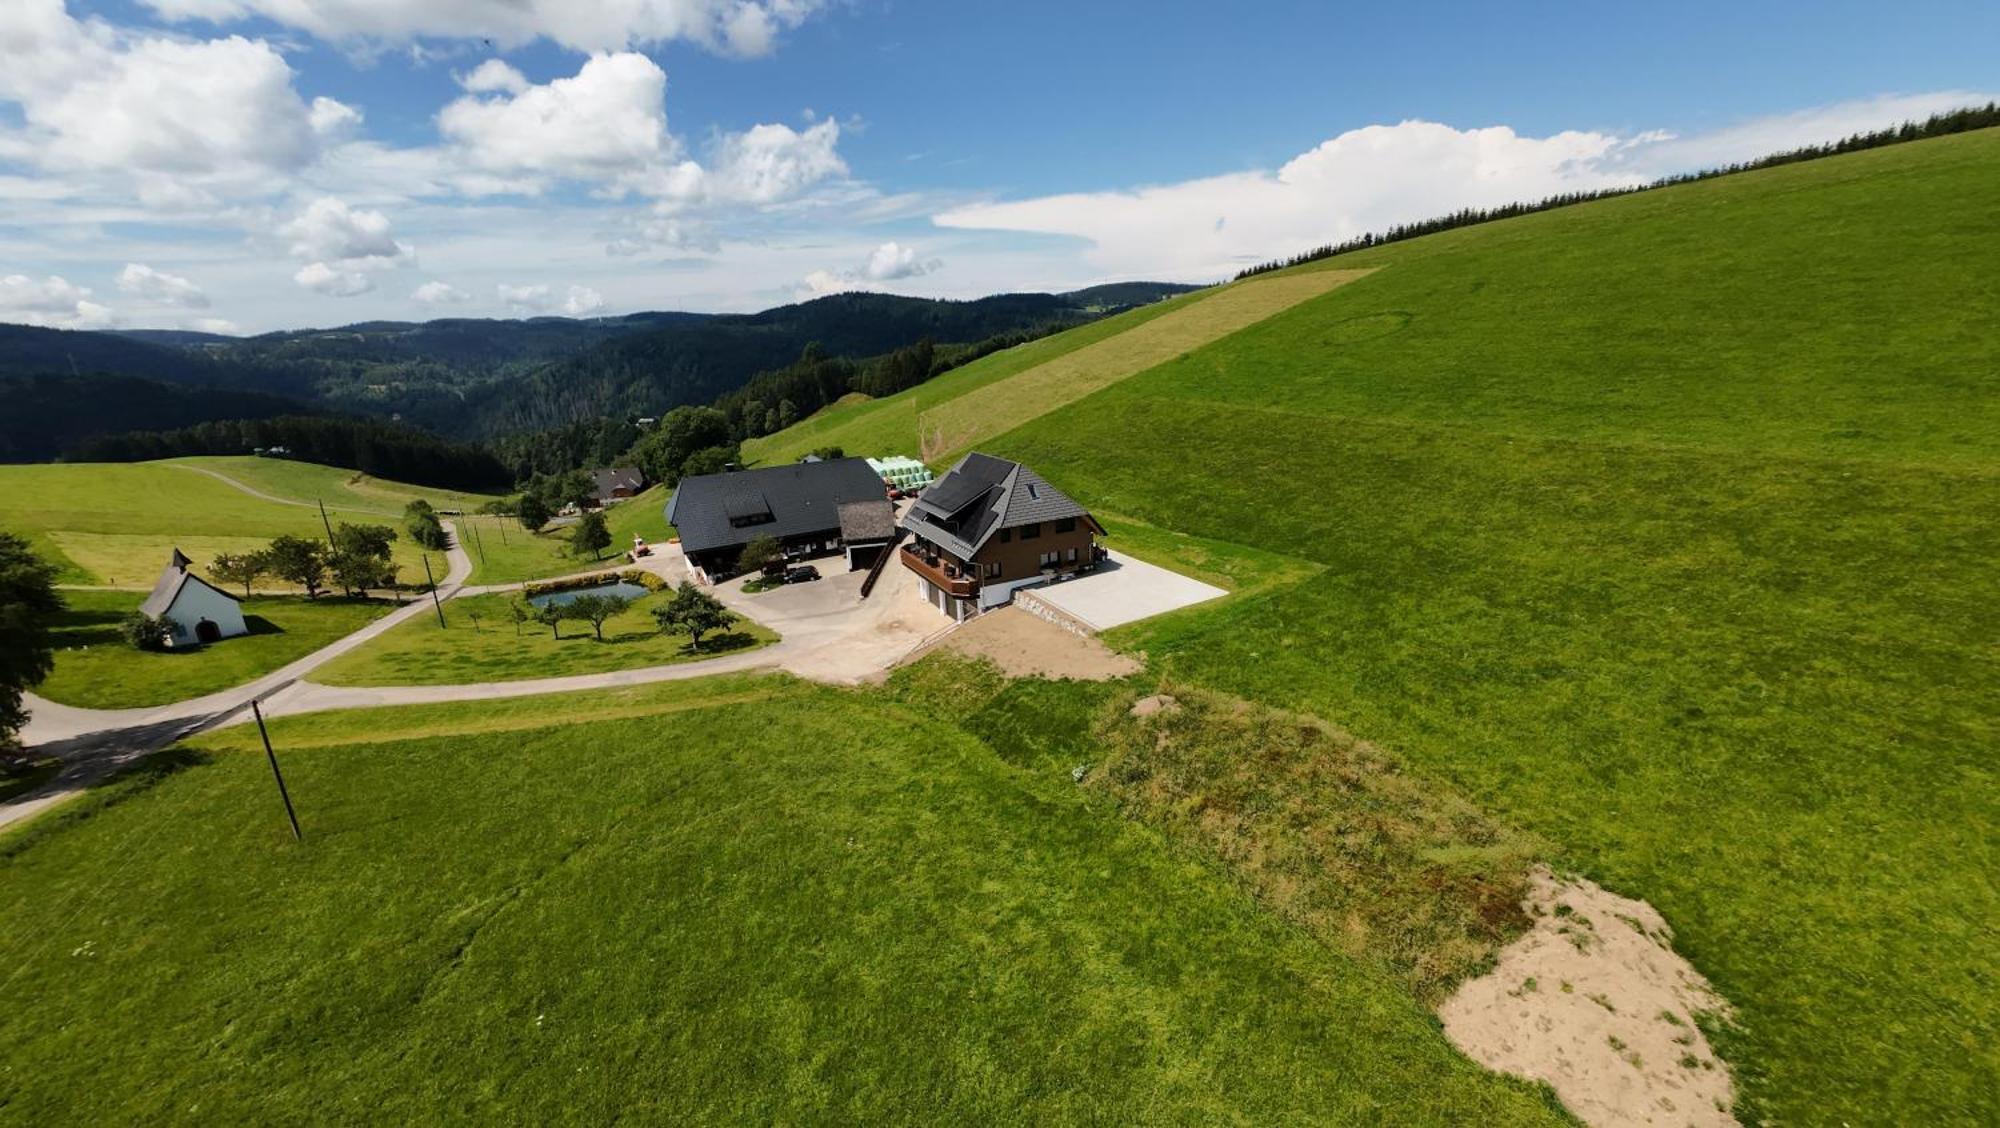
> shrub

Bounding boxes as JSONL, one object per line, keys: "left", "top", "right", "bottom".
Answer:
{"left": 121, "top": 613, "right": 170, "bottom": 651}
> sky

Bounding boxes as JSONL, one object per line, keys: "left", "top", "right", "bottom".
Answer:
{"left": 0, "top": 0, "right": 1994, "bottom": 334}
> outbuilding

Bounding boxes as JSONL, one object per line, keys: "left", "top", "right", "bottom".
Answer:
{"left": 140, "top": 548, "right": 249, "bottom": 647}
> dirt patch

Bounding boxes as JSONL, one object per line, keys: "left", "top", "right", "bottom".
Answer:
{"left": 1128, "top": 693, "right": 1179, "bottom": 717}
{"left": 921, "top": 607, "right": 1140, "bottom": 681}
{"left": 1439, "top": 866, "right": 1737, "bottom": 1127}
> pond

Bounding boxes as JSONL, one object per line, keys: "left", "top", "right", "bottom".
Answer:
{"left": 526, "top": 581, "right": 651, "bottom": 610}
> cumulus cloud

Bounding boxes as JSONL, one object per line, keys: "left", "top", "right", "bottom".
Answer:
{"left": 702, "top": 119, "right": 846, "bottom": 204}
{"left": 801, "top": 240, "right": 943, "bottom": 296}
{"left": 0, "top": 1, "right": 327, "bottom": 190}
{"left": 0, "top": 273, "right": 115, "bottom": 328}
{"left": 279, "top": 196, "right": 415, "bottom": 267}
{"left": 498, "top": 282, "right": 606, "bottom": 315}
{"left": 413, "top": 280, "right": 470, "bottom": 304}
{"left": 116, "top": 263, "right": 210, "bottom": 308}
{"left": 141, "top": 0, "right": 822, "bottom": 56}
{"left": 935, "top": 94, "right": 2000, "bottom": 281}
{"left": 440, "top": 52, "right": 673, "bottom": 181}
{"left": 459, "top": 59, "right": 531, "bottom": 96}
{"left": 293, "top": 262, "right": 375, "bottom": 296}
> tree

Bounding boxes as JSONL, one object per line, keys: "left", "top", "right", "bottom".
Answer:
{"left": 517, "top": 491, "right": 552, "bottom": 532}
{"left": 329, "top": 523, "right": 398, "bottom": 597}
{"left": 679, "top": 444, "right": 737, "bottom": 479}
{"left": 0, "top": 533, "right": 62, "bottom": 763}
{"left": 737, "top": 534, "right": 784, "bottom": 576}
{"left": 552, "top": 469, "right": 596, "bottom": 512}
{"left": 572, "top": 510, "right": 611, "bottom": 560}
{"left": 507, "top": 597, "right": 532, "bottom": 637}
{"left": 630, "top": 405, "right": 732, "bottom": 486}
{"left": 652, "top": 581, "right": 735, "bottom": 650}
{"left": 563, "top": 593, "right": 632, "bottom": 641}
{"left": 120, "top": 613, "right": 169, "bottom": 651}
{"left": 265, "top": 535, "right": 328, "bottom": 598}
{"left": 534, "top": 599, "right": 565, "bottom": 639}
{"left": 809, "top": 446, "right": 845, "bottom": 460}
{"left": 209, "top": 550, "right": 267, "bottom": 598}
{"left": 776, "top": 398, "right": 799, "bottom": 430}
{"left": 404, "top": 499, "right": 449, "bottom": 551}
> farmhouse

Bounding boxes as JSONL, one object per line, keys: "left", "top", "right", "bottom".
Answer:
{"left": 667, "top": 457, "right": 889, "bottom": 579}
{"left": 139, "top": 548, "right": 248, "bottom": 647}
{"left": 900, "top": 452, "right": 1105, "bottom": 620}
{"left": 590, "top": 466, "right": 644, "bottom": 504}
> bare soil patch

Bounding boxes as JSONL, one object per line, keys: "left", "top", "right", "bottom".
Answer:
{"left": 919, "top": 607, "right": 1141, "bottom": 681}
{"left": 1439, "top": 866, "right": 1738, "bottom": 1127}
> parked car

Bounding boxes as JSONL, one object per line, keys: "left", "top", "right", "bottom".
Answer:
{"left": 784, "top": 565, "right": 821, "bottom": 584}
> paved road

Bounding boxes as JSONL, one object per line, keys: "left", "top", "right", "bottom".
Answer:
{"left": 3, "top": 519, "right": 474, "bottom": 832}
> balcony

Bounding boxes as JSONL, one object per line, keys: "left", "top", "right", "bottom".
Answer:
{"left": 900, "top": 542, "right": 979, "bottom": 597}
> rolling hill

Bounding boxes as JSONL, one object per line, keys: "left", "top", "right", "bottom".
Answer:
{"left": 745, "top": 127, "right": 2000, "bottom": 1122}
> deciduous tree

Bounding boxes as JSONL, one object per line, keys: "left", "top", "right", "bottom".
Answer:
{"left": 0, "top": 533, "right": 61, "bottom": 763}
{"left": 652, "top": 581, "right": 735, "bottom": 650}
{"left": 572, "top": 510, "right": 611, "bottom": 560}
{"left": 264, "top": 535, "right": 328, "bottom": 599}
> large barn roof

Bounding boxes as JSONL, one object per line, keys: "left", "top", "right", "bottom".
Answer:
{"left": 666, "top": 457, "right": 887, "bottom": 556}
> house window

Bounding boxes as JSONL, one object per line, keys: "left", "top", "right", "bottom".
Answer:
{"left": 1039, "top": 551, "right": 1058, "bottom": 567}
{"left": 1055, "top": 517, "right": 1077, "bottom": 533}
{"left": 1020, "top": 522, "right": 1041, "bottom": 540}
{"left": 1065, "top": 547, "right": 1078, "bottom": 562}
{"left": 985, "top": 561, "right": 1001, "bottom": 578}
{"left": 999, "top": 528, "right": 1012, "bottom": 543}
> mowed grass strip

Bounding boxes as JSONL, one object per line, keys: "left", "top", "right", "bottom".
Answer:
{"left": 311, "top": 587, "right": 776, "bottom": 686}
{"left": 38, "top": 590, "right": 395, "bottom": 709}
{"left": 742, "top": 284, "right": 1216, "bottom": 466}
{"left": 0, "top": 461, "right": 447, "bottom": 588}
{"left": 915, "top": 269, "right": 1372, "bottom": 462}
{"left": 0, "top": 691, "right": 1563, "bottom": 1123}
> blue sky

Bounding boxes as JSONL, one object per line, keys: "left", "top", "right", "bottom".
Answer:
{"left": 2, "top": 0, "right": 1994, "bottom": 332}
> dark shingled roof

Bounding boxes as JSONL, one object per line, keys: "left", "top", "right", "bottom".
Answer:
{"left": 667, "top": 457, "right": 886, "bottom": 556}
{"left": 139, "top": 548, "right": 240, "bottom": 618}
{"left": 901, "top": 452, "right": 1094, "bottom": 559}
{"left": 837, "top": 499, "right": 897, "bottom": 543}
{"left": 590, "top": 466, "right": 643, "bottom": 500}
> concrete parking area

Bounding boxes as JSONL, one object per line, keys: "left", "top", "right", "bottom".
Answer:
{"left": 1028, "top": 550, "right": 1226, "bottom": 631}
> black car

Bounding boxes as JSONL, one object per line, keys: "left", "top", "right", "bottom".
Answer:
{"left": 784, "top": 565, "right": 821, "bottom": 584}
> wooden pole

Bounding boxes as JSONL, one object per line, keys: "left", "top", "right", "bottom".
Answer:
{"left": 252, "top": 700, "right": 302, "bottom": 843}
{"left": 470, "top": 520, "right": 488, "bottom": 564}
{"left": 422, "top": 554, "right": 446, "bottom": 628}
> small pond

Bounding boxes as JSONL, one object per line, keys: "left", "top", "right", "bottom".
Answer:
{"left": 527, "top": 581, "right": 651, "bottom": 609}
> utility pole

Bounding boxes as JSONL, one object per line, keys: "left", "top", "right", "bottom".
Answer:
{"left": 470, "top": 520, "right": 487, "bottom": 565}
{"left": 317, "top": 498, "right": 336, "bottom": 545}
{"left": 422, "top": 554, "right": 446, "bottom": 628}
{"left": 252, "top": 699, "right": 302, "bottom": 843}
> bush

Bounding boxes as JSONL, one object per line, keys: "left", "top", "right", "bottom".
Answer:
{"left": 121, "top": 613, "right": 170, "bottom": 651}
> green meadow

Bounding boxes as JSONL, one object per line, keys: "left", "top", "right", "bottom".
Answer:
{"left": 983, "top": 131, "right": 2000, "bottom": 1122}
{"left": 0, "top": 679, "right": 1561, "bottom": 1124}
{"left": 39, "top": 590, "right": 395, "bottom": 709}
{"left": 311, "top": 585, "right": 774, "bottom": 686}
{"left": 453, "top": 486, "right": 675, "bottom": 586}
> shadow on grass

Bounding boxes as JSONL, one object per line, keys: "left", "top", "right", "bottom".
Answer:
{"left": 680, "top": 631, "right": 761, "bottom": 658}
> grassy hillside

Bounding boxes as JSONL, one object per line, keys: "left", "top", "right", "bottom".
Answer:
{"left": 749, "top": 129, "right": 2000, "bottom": 1121}
{"left": 0, "top": 461, "right": 455, "bottom": 589}
{"left": 0, "top": 679, "right": 1559, "bottom": 1123}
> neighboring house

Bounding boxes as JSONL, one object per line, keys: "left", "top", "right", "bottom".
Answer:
{"left": 140, "top": 548, "right": 249, "bottom": 647}
{"left": 867, "top": 455, "right": 934, "bottom": 494}
{"left": 899, "top": 452, "right": 1105, "bottom": 620}
{"left": 590, "top": 467, "right": 644, "bottom": 504}
{"left": 836, "top": 500, "right": 898, "bottom": 571}
{"left": 667, "top": 457, "right": 889, "bottom": 578}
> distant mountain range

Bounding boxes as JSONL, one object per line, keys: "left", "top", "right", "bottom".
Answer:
{"left": 0, "top": 282, "right": 1199, "bottom": 460}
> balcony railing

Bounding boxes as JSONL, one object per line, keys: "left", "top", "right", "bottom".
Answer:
{"left": 900, "top": 543, "right": 979, "bottom": 597}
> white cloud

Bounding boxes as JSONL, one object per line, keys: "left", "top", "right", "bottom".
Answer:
{"left": 293, "top": 261, "right": 375, "bottom": 296}
{"left": 309, "top": 95, "right": 364, "bottom": 139}
{"left": 702, "top": 119, "right": 846, "bottom": 204}
{"left": 141, "top": 0, "right": 821, "bottom": 56}
{"left": 935, "top": 94, "right": 2000, "bottom": 281}
{"left": 413, "top": 280, "right": 470, "bottom": 304}
{"left": 278, "top": 196, "right": 415, "bottom": 267}
{"left": 440, "top": 52, "right": 673, "bottom": 180}
{"left": 0, "top": 273, "right": 115, "bottom": 328}
{"left": 0, "top": 1, "right": 325, "bottom": 187}
{"left": 191, "top": 317, "right": 242, "bottom": 334}
{"left": 563, "top": 285, "right": 606, "bottom": 316}
{"left": 498, "top": 282, "right": 606, "bottom": 315}
{"left": 801, "top": 240, "right": 942, "bottom": 295}
{"left": 863, "top": 241, "right": 940, "bottom": 281}
{"left": 459, "top": 59, "right": 530, "bottom": 96}
{"left": 116, "top": 263, "right": 210, "bottom": 308}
